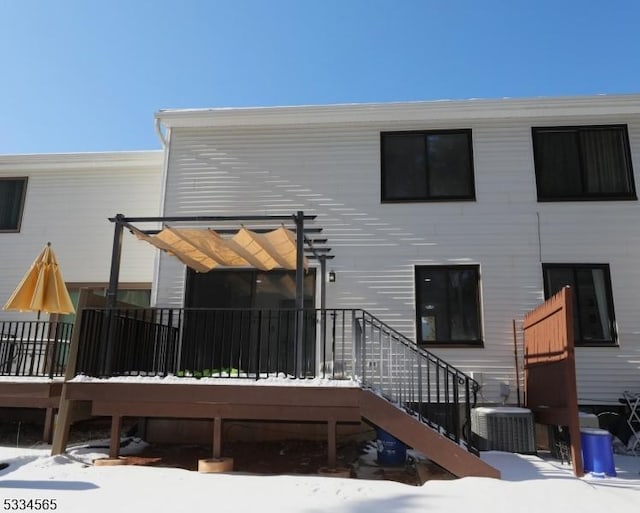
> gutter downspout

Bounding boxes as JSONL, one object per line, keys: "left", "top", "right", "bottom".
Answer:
{"left": 154, "top": 118, "right": 168, "bottom": 148}
{"left": 151, "top": 116, "right": 170, "bottom": 309}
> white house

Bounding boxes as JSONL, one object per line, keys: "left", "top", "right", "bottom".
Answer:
{"left": 152, "top": 94, "right": 640, "bottom": 406}
{"left": 0, "top": 151, "right": 163, "bottom": 320}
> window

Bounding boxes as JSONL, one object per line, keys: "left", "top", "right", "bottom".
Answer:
{"left": 0, "top": 177, "right": 28, "bottom": 231}
{"left": 543, "top": 264, "right": 617, "bottom": 346}
{"left": 532, "top": 125, "right": 636, "bottom": 201}
{"left": 56, "top": 283, "right": 152, "bottom": 326}
{"left": 381, "top": 130, "right": 475, "bottom": 202}
{"left": 415, "top": 265, "right": 482, "bottom": 345}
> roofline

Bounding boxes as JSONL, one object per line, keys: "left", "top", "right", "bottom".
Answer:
{"left": 0, "top": 150, "right": 164, "bottom": 172}
{"left": 155, "top": 94, "right": 640, "bottom": 128}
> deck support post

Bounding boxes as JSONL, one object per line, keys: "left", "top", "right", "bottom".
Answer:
{"left": 213, "top": 417, "right": 222, "bottom": 459}
{"left": 51, "top": 397, "right": 76, "bottom": 455}
{"left": 43, "top": 408, "right": 55, "bottom": 443}
{"left": 51, "top": 288, "right": 89, "bottom": 456}
{"left": 109, "top": 415, "right": 122, "bottom": 459}
{"left": 327, "top": 418, "right": 337, "bottom": 468}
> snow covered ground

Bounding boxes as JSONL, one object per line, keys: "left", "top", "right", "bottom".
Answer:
{"left": 0, "top": 440, "right": 639, "bottom": 513}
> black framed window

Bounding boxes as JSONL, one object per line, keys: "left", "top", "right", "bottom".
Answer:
{"left": 532, "top": 125, "right": 636, "bottom": 201}
{"left": 381, "top": 129, "right": 475, "bottom": 202}
{"left": 0, "top": 177, "right": 28, "bottom": 232}
{"left": 57, "top": 284, "right": 151, "bottom": 326}
{"left": 543, "top": 264, "right": 617, "bottom": 346}
{"left": 415, "top": 265, "right": 482, "bottom": 346}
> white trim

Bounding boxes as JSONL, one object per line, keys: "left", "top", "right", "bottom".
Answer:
{"left": 0, "top": 151, "right": 163, "bottom": 172}
{"left": 155, "top": 94, "right": 640, "bottom": 128}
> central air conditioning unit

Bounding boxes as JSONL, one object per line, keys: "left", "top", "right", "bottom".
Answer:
{"left": 471, "top": 407, "right": 536, "bottom": 454}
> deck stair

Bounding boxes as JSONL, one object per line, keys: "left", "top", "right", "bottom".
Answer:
{"left": 360, "top": 390, "right": 499, "bottom": 478}
{"left": 354, "top": 311, "right": 499, "bottom": 478}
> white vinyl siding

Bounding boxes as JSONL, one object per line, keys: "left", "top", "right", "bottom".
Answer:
{"left": 0, "top": 152, "right": 163, "bottom": 322}
{"left": 156, "top": 109, "right": 640, "bottom": 405}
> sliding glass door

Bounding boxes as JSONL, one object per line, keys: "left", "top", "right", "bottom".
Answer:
{"left": 181, "top": 269, "right": 316, "bottom": 376}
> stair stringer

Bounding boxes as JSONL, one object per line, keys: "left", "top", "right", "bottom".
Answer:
{"left": 360, "top": 389, "right": 500, "bottom": 479}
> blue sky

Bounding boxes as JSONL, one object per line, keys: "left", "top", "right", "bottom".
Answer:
{"left": 1, "top": 0, "right": 638, "bottom": 154}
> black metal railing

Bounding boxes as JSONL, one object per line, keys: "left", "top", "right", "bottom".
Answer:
{"left": 0, "top": 320, "right": 74, "bottom": 378}
{"left": 77, "top": 308, "right": 327, "bottom": 379}
{"left": 354, "top": 310, "right": 480, "bottom": 453}
{"left": 74, "top": 307, "right": 479, "bottom": 452}
{"left": 77, "top": 308, "right": 180, "bottom": 378}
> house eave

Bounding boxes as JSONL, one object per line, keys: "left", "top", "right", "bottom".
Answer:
{"left": 0, "top": 150, "right": 164, "bottom": 172}
{"left": 155, "top": 94, "right": 640, "bottom": 129}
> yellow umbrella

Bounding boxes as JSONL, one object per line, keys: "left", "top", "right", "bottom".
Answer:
{"left": 3, "top": 242, "right": 75, "bottom": 315}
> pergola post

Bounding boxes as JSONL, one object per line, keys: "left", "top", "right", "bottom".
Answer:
{"left": 295, "top": 211, "right": 305, "bottom": 378}
{"left": 319, "top": 255, "right": 327, "bottom": 312}
{"left": 103, "top": 214, "right": 124, "bottom": 374}
{"left": 318, "top": 255, "right": 327, "bottom": 377}
{"left": 106, "top": 214, "right": 125, "bottom": 309}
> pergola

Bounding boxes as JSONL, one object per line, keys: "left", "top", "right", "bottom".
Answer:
{"left": 104, "top": 211, "right": 333, "bottom": 377}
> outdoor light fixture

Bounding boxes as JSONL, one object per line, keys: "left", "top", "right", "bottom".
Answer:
{"left": 328, "top": 270, "right": 336, "bottom": 283}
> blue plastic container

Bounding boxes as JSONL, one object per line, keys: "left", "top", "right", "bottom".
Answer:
{"left": 581, "top": 428, "right": 616, "bottom": 477}
{"left": 375, "top": 428, "right": 407, "bottom": 466}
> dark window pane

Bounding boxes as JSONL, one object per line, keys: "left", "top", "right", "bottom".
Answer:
{"left": 575, "top": 268, "right": 611, "bottom": 342}
{"left": 545, "top": 267, "right": 580, "bottom": 340}
{"left": 543, "top": 265, "right": 615, "bottom": 345}
{"left": 381, "top": 131, "right": 474, "bottom": 201}
{"left": 416, "top": 266, "right": 481, "bottom": 344}
{"left": 580, "top": 129, "right": 632, "bottom": 194}
{"left": 534, "top": 131, "right": 582, "bottom": 197}
{"left": 545, "top": 267, "right": 575, "bottom": 293}
{"left": 418, "top": 269, "right": 449, "bottom": 342}
{"left": 0, "top": 179, "right": 27, "bottom": 231}
{"left": 427, "top": 133, "right": 473, "bottom": 197}
{"left": 382, "top": 134, "right": 427, "bottom": 200}
{"left": 254, "top": 271, "right": 315, "bottom": 308}
{"left": 186, "top": 269, "right": 315, "bottom": 309}
{"left": 448, "top": 269, "right": 480, "bottom": 340}
{"left": 186, "top": 270, "right": 253, "bottom": 308}
{"left": 533, "top": 126, "right": 635, "bottom": 200}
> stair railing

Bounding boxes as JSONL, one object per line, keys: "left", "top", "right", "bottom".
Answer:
{"left": 352, "top": 310, "right": 480, "bottom": 454}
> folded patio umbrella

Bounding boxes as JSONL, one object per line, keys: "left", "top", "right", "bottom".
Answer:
{"left": 3, "top": 242, "right": 75, "bottom": 315}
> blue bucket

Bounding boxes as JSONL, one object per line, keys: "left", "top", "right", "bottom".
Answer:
{"left": 375, "top": 428, "right": 406, "bottom": 466}
{"left": 581, "top": 428, "right": 616, "bottom": 477}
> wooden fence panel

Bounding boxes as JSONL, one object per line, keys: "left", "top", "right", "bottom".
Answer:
{"left": 523, "top": 287, "right": 583, "bottom": 477}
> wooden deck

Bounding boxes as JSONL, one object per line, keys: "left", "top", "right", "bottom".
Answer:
{"left": 0, "top": 381, "right": 63, "bottom": 442}
{"left": 51, "top": 381, "right": 499, "bottom": 479}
